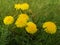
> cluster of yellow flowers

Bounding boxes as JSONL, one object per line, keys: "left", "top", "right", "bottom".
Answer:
{"left": 15, "top": 3, "right": 29, "bottom": 10}
{"left": 15, "top": 14, "right": 38, "bottom": 34}
{"left": 3, "top": 3, "right": 57, "bottom": 35}
{"left": 3, "top": 3, "right": 37, "bottom": 34}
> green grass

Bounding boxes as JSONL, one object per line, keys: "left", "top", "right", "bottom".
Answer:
{"left": 0, "top": 0, "right": 60, "bottom": 45}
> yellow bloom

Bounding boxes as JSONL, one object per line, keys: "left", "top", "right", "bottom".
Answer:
{"left": 18, "top": 14, "right": 29, "bottom": 21}
{"left": 15, "top": 4, "right": 21, "bottom": 10}
{"left": 26, "top": 22, "right": 37, "bottom": 34}
{"left": 3, "top": 16, "right": 14, "bottom": 25}
{"left": 15, "top": 19, "right": 27, "bottom": 28}
{"left": 15, "top": 14, "right": 29, "bottom": 28}
{"left": 21, "top": 3, "right": 29, "bottom": 10}
{"left": 42, "top": 22, "right": 57, "bottom": 34}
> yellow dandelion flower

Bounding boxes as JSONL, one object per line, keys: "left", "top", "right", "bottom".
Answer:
{"left": 15, "top": 14, "right": 29, "bottom": 28}
{"left": 3, "top": 16, "right": 14, "bottom": 25}
{"left": 15, "top": 19, "right": 27, "bottom": 28}
{"left": 18, "top": 14, "right": 29, "bottom": 21}
{"left": 15, "top": 4, "right": 21, "bottom": 10}
{"left": 21, "top": 3, "right": 29, "bottom": 10}
{"left": 42, "top": 22, "right": 57, "bottom": 34}
{"left": 26, "top": 22, "right": 37, "bottom": 34}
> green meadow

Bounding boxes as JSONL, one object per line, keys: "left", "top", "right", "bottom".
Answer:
{"left": 0, "top": 0, "right": 60, "bottom": 45}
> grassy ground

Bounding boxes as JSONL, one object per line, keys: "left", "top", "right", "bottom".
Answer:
{"left": 0, "top": 0, "right": 60, "bottom": 45}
